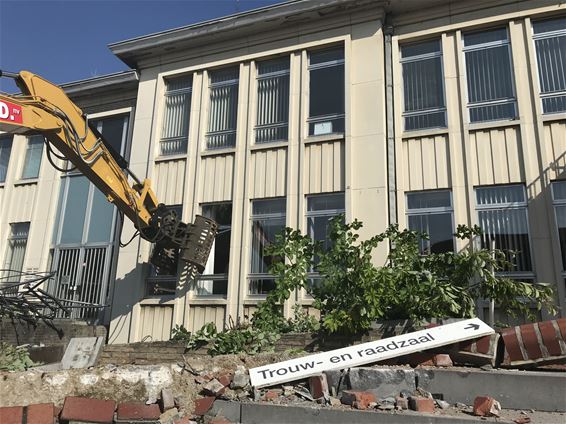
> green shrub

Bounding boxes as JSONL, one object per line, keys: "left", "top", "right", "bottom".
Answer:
{"left": 0, "top": 343, "right": 38, "bottom": 371}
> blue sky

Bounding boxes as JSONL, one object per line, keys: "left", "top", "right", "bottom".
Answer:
{"left": 0, "top": 0, "right": 286, "bottom": 92}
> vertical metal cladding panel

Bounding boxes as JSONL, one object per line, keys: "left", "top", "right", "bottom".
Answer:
{"left": 543, "top": 121, "right": 566, "bottom": 181}
{"left": 243, "top": 304, "right": 257, "bottom": 320}
{"left": 154, "top": 159, "right": 187, "bottom": 205}
{"left": 402, "top": 135, "right": 450, "bottom": 191}
{"left": 250, "top": 148, "right": 287, "bottom": 198}
{"left": 470, "top": 126, "right": 525, "bottom": 186}
{"left": 139, "top": 305, "right": 174, "bottom": 342}
{"left": 188, "top": 305, "right": 226, "bottom": 333}
{"left": 304, "top": 141, "right": 345, "bottom": 194}
{"left": 199, "top": 154, "right": 234, "bottom": 203}
{"left": 8, "top": 184, "right": 37, "bottom": 222}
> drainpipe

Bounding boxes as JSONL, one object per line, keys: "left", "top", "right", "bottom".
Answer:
{"left": 384, "top": 18, "right": 397, "bottom": 228}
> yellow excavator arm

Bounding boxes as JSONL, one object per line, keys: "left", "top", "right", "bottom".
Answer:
{"left": 0, "top": 70, "right": 217, "bottom": 274}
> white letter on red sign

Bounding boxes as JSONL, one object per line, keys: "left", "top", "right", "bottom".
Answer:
{"left": 0, "top": 101, "right": 9, "bottom": 119}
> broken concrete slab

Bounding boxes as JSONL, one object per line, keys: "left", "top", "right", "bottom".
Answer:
{"left": 416, "top": 368, "right": 566, "bottom": 412}
{"left": 210, "top": 399, "right": 241, "bottom": 423}
{"left": 346, "top": 367, "right": 416, "bottom": 399}
{"left": 61, "top": 337, "right": 104, "bottom": 369}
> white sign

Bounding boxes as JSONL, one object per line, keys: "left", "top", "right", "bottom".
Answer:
{"left": 250, "top": 318, "right": 493, "bottom": 388}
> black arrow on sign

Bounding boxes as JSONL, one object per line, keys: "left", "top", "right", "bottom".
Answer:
{"left": 464, "top": 323, "right": 480, "bottom": 331}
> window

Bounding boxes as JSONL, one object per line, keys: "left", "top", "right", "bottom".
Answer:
{"left": 401, "top": 39, "right": 447, "bottom": 131}
{"left": 197, "top": 203, "right": 232, "bottom": 297}
{"left": 0, "top": 135, "right": 13, "bottom": 183}
{"left": 256, "top": 57, "right": 290, "bottom": 143}
{"left": 21, "top": 135, "right": 44, "bottom": 179}
{"left": 306, "top": 193, "right": 345, "bottom": 289}
{"left": 1, "top": 222, "right": 30, "bottom": 295}
{"left": 249, "top": 198, "right": 286, "bottom": 295}
{"left": 476, "top": 185, "right": 532, "bottom": 272}
{"left": 406, "top": 190, "right": 454, "bottom": 254}
{"left": 463, "top": 28, "right": 517, "bottom": 123}
{"left": 160, "top": 75, "right": 192, "bottom": 156}
{"left": 308, "top": 47, "right": 345, "bottom": 136}
{"left": 552, "top": 181, "right": 566, "bottom": 270}
{"left": 146, "top": 205, "right": 182, "bottom": 296}
{"left": 533, "top": 17, "right": 566, "bottom": 114}
{"left": 207, "top": 67, "right": 239, "bottom": 149}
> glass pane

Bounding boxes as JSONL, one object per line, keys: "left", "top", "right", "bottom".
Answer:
{"left": 407, "top": 191, "right": 451, "bottom": 209}
{"left": 161, "top": 92, "right": 191, "bottom": 142}
{"left": 196, "top": 278, "right": 228, "bottom": 297}
{"left": 0, "top": 136, "right": 13, "bottom": 183}
{"left": 464, "top": 28, "right": 508, "bottom": 46}
{"left": 553, "top": 181, "right": 566, "bottom": 200}
{"left": 556, "top": 205, "right": 566, "bottom": 269}
{"left": 87, "top": 188, "right": 115, "bottom": 243}
{"left": 403, "top": 56, "right": 445, "bottom": 112}
{"left": 405, "top": 111, "right": 446, "bottom": 131}
{"left": 309, "top": 64, "right": 345, "bottom": 118}
{"left": 533, "top": 17, "right": 566, "bottom": 34}
{"left": 60, "top": 177, "right": 89, "bottom": 244}
{"left": 207, "top": 68, "right": 239, "bottom": 149}
{"left": 211, "top": 67, "right": 239, "bottom": 84}
{"left": 249, "top": 278, "right": 276, "bottom": 295}
{"left": 252, "top": 198, "right": 286, "bottom": 216}
{"left": 478, "top": 208, "right": 532, "bottom": 271}
{"left": 309, "top": 116, "right": 344, "bottom": 136}
{"left": 202, "top": 203, "right": 232, "bottom": 275}
{"left": 167, "top": 75, "right": 192, "bottom": 92}
{"left": 250, "top": 216, "right": 285, "bottom": 274}
{"left": 469, "top": 102, "right": 516, "bottom": 122}
{"left": 307, "top": 193, "right": 345, "bottom": 212}
{"left": 21, "top": 135, "right": 43, "bottom": 179}
{"left": 542, "top": 95, "right": 566, "bottom": 114}
{"left": 466, "top": 46, "right": 514, "bottom": 103}
{"left": 256, "top": 58, "right": 290, "bottom": 144}
{"left": 408, "top": 213, "right": 454, "bottom": 254}
{"left": 476, "top": 185, "right": 525, "bottom": 205}
{"left": 99, "top": 115, "right": 127, "bottom": 156}
{"left": 535, "top": 33, "right": 566, "bottom": 114}
{"left": 310, "top": 48, "right": 343, "bottom": 66}
{"left": 401, "top": 39, "right": 441, "bottom": 58}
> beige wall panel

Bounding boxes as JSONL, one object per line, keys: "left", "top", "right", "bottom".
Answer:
{"left": 188, "top": 305, "right": 226, "bottom": 332}
{"left": 154, "top": 159, "right": 187, "bottom": 205}
{"left": 402, "top": 135, "right": 450, "bottom": 191}
{"left": 470, "top": 126, "right": 525, "bottom": 186}
{"left": 243, "top": 304, "right": 257, "bottom": 319}
{"left": 543, "top": 121, "right": 566, "bottom": 181}
{"left": 139, "top": 305, "right": 174, "bottom": 342}
{"left": 250, "top": 148, "right": 287, "bottom": 199}
{"left": 7, "top": 184, "right": 38, "bottom": 222}
{"left": 304, "top": 141, "right": 345, "bottom": 194}
{"left": 199, "top": 154, "right": 235, "bottom": 202}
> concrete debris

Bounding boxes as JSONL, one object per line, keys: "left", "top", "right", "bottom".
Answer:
{"left": 202, "top": 378, "right": 226, "bottom": 397}
{"left": 230, "top": 366, "right": 249, "bottom": 389}
{"left": 436, "top": 399, "right": 450, "bottom": 409}
{"left": 159, "top": 406, "right": 180, "bottom": 423}
{"left": 61, "top": 337, "right": 104, "bottom": 370}
{"left": 160, "top": 388, "right": 176, "bottom": 411}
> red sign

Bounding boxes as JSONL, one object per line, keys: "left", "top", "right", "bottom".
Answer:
{"left": 0, "top": 100, "right": 23, "bottom": 124}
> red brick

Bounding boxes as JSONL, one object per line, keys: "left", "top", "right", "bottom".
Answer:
{"left": 27, "top": 403, "right": 56, "bottom": 424}
{"left": 501, "top": 327, "right": 524, "bottom": 362}
{"left": 309, "top": 374, "right": 329, "bottom": 399}
{"left": 193, "top": 396, "right": 215, "bottom": 415}
{"left": 520, "top": 324, "right": 543, "bottom": 360}
{"left": 409, "top": 397, "right": 435, "bottom": 413}
{"left": 459, "top": 339, "right": 474, "bottom": 353}
{"left": 395, "top": 396, "right": 408, "bottom": 410}
{"left": 60, "top": 397, "right": 116, "bottom": 423}
{"left": 407, "top": 352, "right": 435, "bottom": 367}
{"left": 341, "top": 391, "right": 376, "bottom": 410}
{"left": 557, "top": 318, "right": 566, "bottom": 341}
{"left": 263, "top": 389, "right": 281, "bottom": 401}
{"left": 475, "top": 335, "right": 492, "bottom": 354}
{"left": 473, "top": 396, "right": 501, "bottom": 417}
{"left": 433, "top": 354, "right": 453, "bottom": 367}
{"left": 0, "top": 406, "right": 24, "bottom": 424}
{"left": 538, "top": 321, "right": 562, "bottom": 357}
{"left": 217, "top": 373, "right": 232, "bottom": 387}
{"left": 116, "top": 403, "right": 161, "bottom": 421}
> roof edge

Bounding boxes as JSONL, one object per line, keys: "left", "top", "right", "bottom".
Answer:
{"left": 61, "top": 70, "right": 139, "bottom": 95}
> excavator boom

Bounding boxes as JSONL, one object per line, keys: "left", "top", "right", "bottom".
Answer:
{"left": 0, "top": 70, "right": 217, "bottom": 274}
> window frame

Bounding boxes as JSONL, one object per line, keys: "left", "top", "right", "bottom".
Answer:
{"left": 531, "top": 17, "right": 566, "bottom": 115}
{"left": 1, "top": 222, "right": 31, "bottom": 294}
{"left": 159, "top": 75, "right": 193, "bottom": 157}
{"left": 475, "top": 184, "right": 534, "bottom": 275}
{"left": 255, "top": 56, "right": 291, "bottom": 144}
{"left": 196, "top": 202, "right": 232, "bottom": 298}
{"left": 400, "top": 39, "right": 447, "bottom": 132}
{"left": 248, "top": 197, "right": 286, "bottom": 296}
{"left": 551, "top": 180, "right": 566, "bottom": 273}
{"left": 20, "top": 135, "right": 44, "bottom": 180}
{"left": 405, "top": 190, "right": 455, "bottom": 254}
{"left": 206, "top": 66, "right": 240, "bottom": 150}
{"left": 462, "top": 27, "right": 518, "bottom": 124}
{"left": 307, "top": 46, "right": 345, "bottom": 137}
{"left": 0, "top": 135, "right": 13, "bottom": 184}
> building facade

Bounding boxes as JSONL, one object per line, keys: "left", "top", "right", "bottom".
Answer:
{"left": 1, "top": 0, "right": 565, "bottom": 343}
